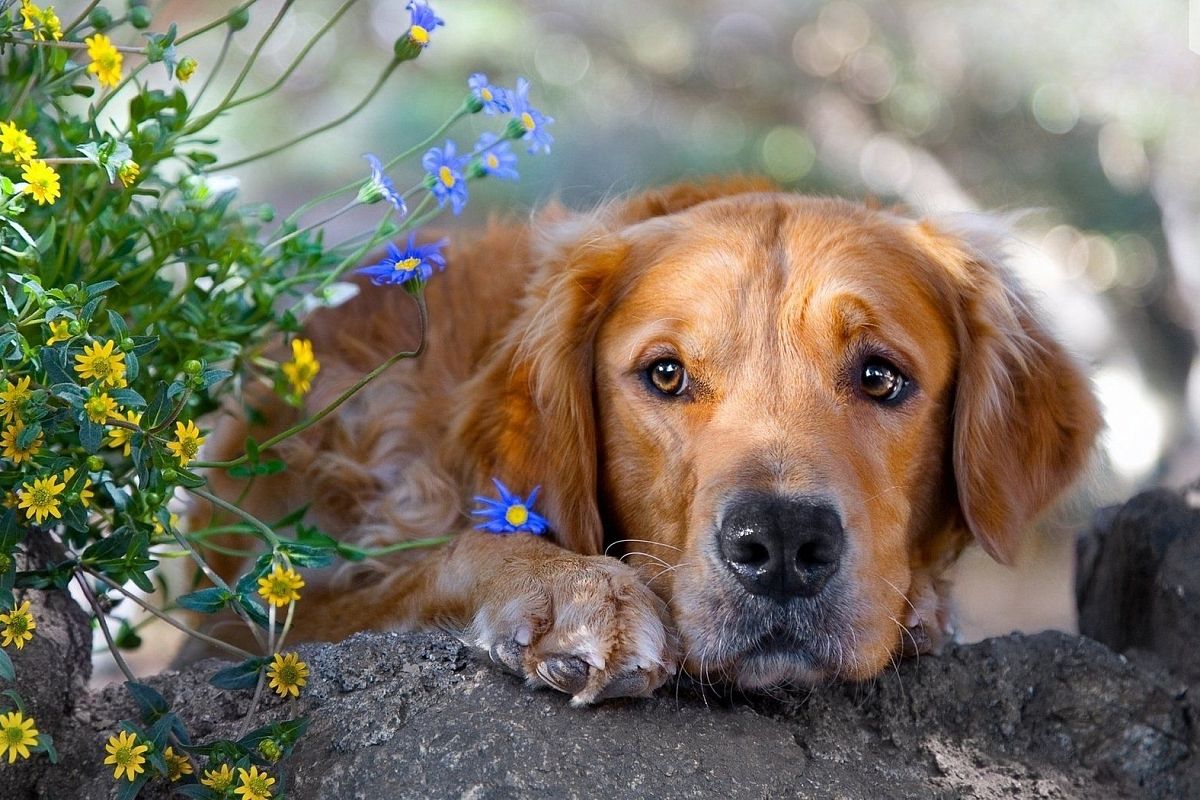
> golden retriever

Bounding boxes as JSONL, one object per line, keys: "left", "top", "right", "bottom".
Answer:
{"left": 198, "top": 178, "right": 1101, "bottom": 704}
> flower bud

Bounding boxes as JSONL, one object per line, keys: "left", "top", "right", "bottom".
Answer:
{"left": 503, "top": 118, "right": 528, "bottom": 141}
{"left": 258, "top": 739, "right": 282, "bottom": 763}
{"left": 89, "top": 7, "right": 113, "bottom": 30}
{"left": 161, "top": 468, "right": 178, "bottom": 482}
{"left": 183, "top": 360, "right": 202, "bottom": 375}
{"left": 0, "top": 553, "right": 11, "bottom": 574}
{"left": 465, "top": 94, "right": 484, "bottom": 114}
{"left": 129, "top": 4, "right": 152, "bottom": 29}
{"left": 87, "top": 455, "right": 105, "bottom": 472}
{"left": 466, "top": 160, "right": 488, "bottom": 180}
{"left": 117, "top": 161, "right": 140, "bottom": 188}
{"left": 175, "top": 56, "right": 198, "bottom": 83}
{"left": 228, "top": 7, "right": 250, "bottom": 31}
{"left": 142, "top": 492, "right": 162, "bottom": 507}
{"left": 68, "top": 321, "right": 82, "bottom": 335}
{"left": 393, "top": 35, "right": 424, "bottom": 63}
{"left": 120, "top": 337, "right": 135, "bottom": 352}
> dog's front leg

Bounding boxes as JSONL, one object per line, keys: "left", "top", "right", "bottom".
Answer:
{"left": 352, "top": 532, "right": 680, "bottom": 705}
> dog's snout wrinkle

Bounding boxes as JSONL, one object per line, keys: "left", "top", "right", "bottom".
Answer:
{"left": 717, "top": 493, "right": 844, "bottom": 602}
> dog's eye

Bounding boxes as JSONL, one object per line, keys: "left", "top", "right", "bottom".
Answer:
{"left": 860, "top": 357, "right": 908, "bottom": 403}
{"left": 646, "top": 358, "right": 689, "bottom": 397}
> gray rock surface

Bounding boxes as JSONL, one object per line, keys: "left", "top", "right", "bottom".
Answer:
{"left": 28, "top": 629, "right": 1200, "bottom": 800}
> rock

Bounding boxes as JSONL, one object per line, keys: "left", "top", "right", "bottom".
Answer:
{"left": 28, "top": 630, "right": 1198, "bottom": 799}
{"left": 1076, "top": 483, "right": 1200, "bottom": 684}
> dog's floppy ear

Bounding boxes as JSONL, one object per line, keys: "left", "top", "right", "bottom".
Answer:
{"left": 917, "top": 219, "right": 1103, "bottom": 565}
{"left": 454, "top": 178, "right": 773, "bottom": 555}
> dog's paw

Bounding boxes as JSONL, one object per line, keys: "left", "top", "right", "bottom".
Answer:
{"left": 467, "top": 554, "right": 679, "bottom": 705}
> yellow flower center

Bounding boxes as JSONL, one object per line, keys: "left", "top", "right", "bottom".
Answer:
{"left": 438, "top": 165, "right": 455, "bottom": 188}
{"left": 486, "top": 154, "right": 499, "bottom": 169}
{"left": 4, "top": 727, "right": 23, "bottom": 745}
{"left": 505, "top": 504, "right": 529, "bottom": 527}
{"left": 90, "top": 359, "right": 112, "bottom": 379}
{"left": 409, "top": 24, "right": 429, "bottom": 44}
{"left": 278, "top": 664, "right": 298, "bottom": 684}
{"left": 30, "top": 487, "right": 51, "bottom": 506}
{"left": 7, "top": 616, "right": 28, "bottom": 635}
{"left": 521, "top": 112, "right": 535, "bottom": 131}
{"left": 481, "top": 87, "right": 493, "bottom": 101}
{"left": 182, "top": 439, "right": 199, "bottom": 458}
{"left": 248, "top": 775, "right": 270, "bottom": 793}
{"left": 394, "top": 256, "right": 421, "bottom": 272}
{"left": 114, "top": 745, "right": 134, "bottom": 765}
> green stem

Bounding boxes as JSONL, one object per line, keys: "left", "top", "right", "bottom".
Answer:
{"left": 169, "top": 525, "right": 269, "bottom": 650}
{"left": 64, "top": 0, "right": 102, "bottom": 35}
{"left": 177, "top": 0, "right": 260, "bottom": 45}
{"left": 75, "top": 573, "right": 138, "bottom": 683}
{"left": 213, "top": 57, "right": 401, "bottom": 171}
{"left": 187, "top": 486, "right": 281, "bottom": 548}
{"left": 83, "top": 566, "right": 256, "bottom": 659}
{"left": 193, "top": 27, "right": 233, "bottom": 109}
{"left": 193, "top": 292, "right": 428, "bottom": 469}
{"left": 263, "top": 200, "right": 359, "bottom": 253}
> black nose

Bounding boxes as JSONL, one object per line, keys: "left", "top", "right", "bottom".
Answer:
{"left": 717, "top": 493, "right": 845, "bottom": 602}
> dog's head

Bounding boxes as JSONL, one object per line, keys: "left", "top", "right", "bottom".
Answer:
{"left": 460, "top": 180, "right": 1101, "bottom": 688}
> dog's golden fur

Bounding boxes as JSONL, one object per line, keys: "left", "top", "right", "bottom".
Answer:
{"left": 195, "top": 178, "right": 1101, "bottom": 703}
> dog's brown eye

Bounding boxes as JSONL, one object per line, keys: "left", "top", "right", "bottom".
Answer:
{"left": 647, "top": 359, "right": 688, "bottom": 397}
{"left": 861, "top": 357, "right": 908, "bottom": 403}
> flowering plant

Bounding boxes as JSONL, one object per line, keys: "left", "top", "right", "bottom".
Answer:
{"left": 0, "top": 1, "right": 551, "bottom": 796}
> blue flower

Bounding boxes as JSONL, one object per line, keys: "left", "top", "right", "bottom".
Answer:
{"left": 472, "top": 133, "right": 519, "bottom": 182}
{"left": 406, "top": 1, "right": 444, "bottom": 47}
{"left": 423, "top": 139, "right": 469, "bottom": 215}
{"left": 468, "top": 73, "right": 509, "bottom": 115}
{"left": 355, "top": 232, "right": 448, "bottom": 286}
{"left": 472, "top": 479, "right": 550, "bottom": 535}
{"left": 360, "top": 154, "right": 407, "bottom": 215}
{"left": 508, "top": 77, "right": 554, "bottom": 154}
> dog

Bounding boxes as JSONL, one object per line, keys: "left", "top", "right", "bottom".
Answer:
{"left": 196, "top": 178, "right": 1102, "bottom": 704}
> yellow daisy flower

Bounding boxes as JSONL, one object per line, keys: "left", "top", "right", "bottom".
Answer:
{"left": 235, "top": 765, "right": 276, "bottom": 800}
{"left": 103, "top": 730, "right": 148, "bottom": 781}
{"left": 266, "top": 652, "right": 309, "bottom": 698}
{"left": 20, "top": 159, "right": 59, "bottom": 205}
{"left": 1, "top": 421, "right": 43, "bottom": 465}
{"left": 257, "top": 564, "right": 304, "bottom": 607}
{"left": 0, "top": 711, "right": 39, "bottom": 763}
{"left": 74, "top": 339, "right": 127, "bottom": 387}
{"left": 16, "top": 474, "right": 65, "bottom": 525}
{"left": 175, "top": 56, "right": 198, "bottom": 83}
{"left": 162, "top": 745, "right": 193, "bottom": 781}
{"left": 166, "top": 419, "right": 205, "bottom": 466}
{"left": 62, "top": 467, "right": 95, "bottom": 508}
{"left": 201, "top": 762, "right": 235, "bottom": 790}
{"left": 0, "top": 376, "right": 33, "bottom": 423}
{"left": 46, "top": 319, "right": 71, "bottom": 344}
{"left": 83, "top": 392, "right": 120, "bottom": 425}
{"left": 106, "top": 409, "right": 142, "bottom": 456}
{"left": 85, "top": 33, "right": 123, "bottom": 88}
{"left": 20, "top": 1, "right": 60, "bottom": 41}
{"left": 281, "top": 338, "right": 320, "bottom": 397}
{"left": 0, "top": 121, "right": 37, "bottom": 163}
{"left": 0, "top": 600, "right": 36, "bottom": 650}
{"left": 117, "top": 160, "right": 140, "bottom": 187}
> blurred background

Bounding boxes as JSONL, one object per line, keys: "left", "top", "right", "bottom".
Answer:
{"left": 96, "top": 0, "right": 1200, "bottom": 671}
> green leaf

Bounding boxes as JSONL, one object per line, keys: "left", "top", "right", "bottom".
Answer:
{"left": 200, "top": 368, "right": 232, "bottom": 390}
{"left": 278, "top": 541, "right": 334, "bottom": 568}
{"left": 39, "top": 346, "right": 73, "bottom": 386}
{"left": 176, "top": 587, "right": 230, "bottom": 614}
{"left": 130, "top": 336, "right": 157, "bottom": 357}
{"left": 50, "top": 382, "right": 88, "bottom": 405}
{"left": 209, "top": 657, "right": 266, "bottom": 690}
{"left": 86, "top": 280, "right": 121, "bottom": 299}
{"left": 78, "top": 415, "right": 103, "bottom": 452}
{"left": 114, "top": 618, "right": 143, "bottom": 650}
{"left": 172, "top": 468, "right": 206, "bottom": 489}
{"left": 125, "top": 680, "right": 169, "bottom": 720}
{"left": 106, "top": 308, "right": 128, "bottom": 337}
{"left": 0, "top": 648, "right": 13, "bottom": 681}
{"left": 124, "top": 350, "right": 139, "bottom": 383}
{"left": 144, "top": 382, "right": 172, "bottom": 428}
{"left": 2, "top": 689, "right": 25, "bottom": 713}
{"left": 109, "top": 387, "right": 146, "bottom": 408}
{"left": 14, "top": 421, "right": 41, "bottom": 450}
{"left": 175, "top": 785, "right": 221, "bottom": 799}
{"left": 34, "top": 732, "right": 57, "bottom": 763}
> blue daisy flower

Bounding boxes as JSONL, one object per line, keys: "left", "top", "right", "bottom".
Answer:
{"left": 355, "top": 232, "right": 448, "bottom": 286}
{"left": 423, "top": 139, "right": 470, "bottom": 215}
{"left": 472, "top": 478, "right": 550, "bottom": 535}
{"left": 508, "top": 77, "right": 554, "bottom": 154}
{"left": 468, "top": 73, "right": 510, "bottom": 115}
{"left": 472, "top": 132, "right": 519, "bottom": 182}
{"left": 360, "top": 154, "right": 407, "bottom": 215}
{"left": 406, "top": 1, "right": 444, "bottom": 47}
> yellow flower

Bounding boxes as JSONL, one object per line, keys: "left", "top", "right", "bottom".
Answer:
{"left": 46, "top": 319, "right": 71, "bottom": 344}
{"left": 62, "top": 467, "right": 95, "bottom": 508}
{"left": 0, "top": 376, "right": 33, "bottom": 423}
{"left": 201, "top": 763, "right": 235, "bottom": 790}
{"left": 0, "top": 121, "right": 37, "bottom": 163}
{"left": 166, "top": 419, "right": 205, "bottom": 466}
{"left": 104, "top": 730, "right": 148, "bottom": 781}
{"left": 0, "top": 600, "right": 36, "bottom": 651}
{"left": 162, "top": 745, "right": 193, "bottom": 781}
{"left": 85, "top": 33, "right": 123, "bottom": 88}
{"left": 257, "top": 564, "right": 304, "bottom": 607}
{"left": 106, "top": 409, "right": 142, "bottom": 456}
{"left": 152, "top": 512, "right": 179, "bottom": 536}
{"left": 235, "top": 765, "right": 276, "bottom": 800}
{"left": 117, "top": 160, "right": 140, "bottom": 187}
{"left": 20, "top": 159, "right": 59, "bottom": 205}
{"left": 16, "top": 474, "right": 65, "bottom": 525}
{"left": 2, "top": 421, "right": 43, "bottom": 465}
{"left": 281, "top": 338, "right": 320, "bottom": 397}
{"left": 20, "top": 1, "right": 60, "bottom": 41}
{"left": 0, "top": 711, "right": 39, "bottom": 763}
{"left": 266, "top": 652, "right": 309, "bottom": 698}
{"left": 83, "top": 392, "right": 120, "bottom": 425}
{"left": 74, "top": 339, "right": 127, "bottom": 387}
